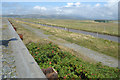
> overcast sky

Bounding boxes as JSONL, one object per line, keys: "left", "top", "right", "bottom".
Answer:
{"left": 2, "top": 0, "right": 120, "bottom": 20}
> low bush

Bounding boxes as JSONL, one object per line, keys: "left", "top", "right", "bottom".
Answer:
{"left": 26, "top": 42, "right": 119, "bottom": 79}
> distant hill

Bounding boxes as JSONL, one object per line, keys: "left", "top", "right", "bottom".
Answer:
{"left": 2, "top": 14, "right": 89, "bottom": 20}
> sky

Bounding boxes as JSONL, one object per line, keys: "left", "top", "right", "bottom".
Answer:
{"left": 2, "top": 0, "right": 120, "bottom": 20}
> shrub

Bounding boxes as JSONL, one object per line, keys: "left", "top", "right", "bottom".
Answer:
{"left": 26, "top": 42, "right": 119, "bottom": 79}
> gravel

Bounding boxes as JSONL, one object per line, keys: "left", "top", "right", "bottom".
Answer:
{"left": 1, "top": 19, "right": 17, "bottom": 79}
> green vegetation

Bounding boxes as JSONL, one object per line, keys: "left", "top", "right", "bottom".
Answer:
{"left": 9, "top": 18, "right": 95, "bottom": 63}
{"left": 26, "top": 42, "right": 119, "bottom": 78}
{"left": 9, "top": 18, "right": 120, "bottom": 79}
{"left": 12, "top": 19, "right": 118, "bottom": 58}
{"left": 16, "top": 18, "right": 119, "bottom": 36}
{"left": 94, "top": 20, "right": 109, "bottom": 23}
{"left": 8, "top": 18, "right": 47, "bottom": 44}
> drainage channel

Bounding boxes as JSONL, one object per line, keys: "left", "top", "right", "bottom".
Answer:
{"left": 37, "top": 23, "right": 119, "bottom": 43}
{"left": 21, "top": 20, "right": 119, "bottom": 43}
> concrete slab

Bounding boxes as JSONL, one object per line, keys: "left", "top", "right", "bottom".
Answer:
{"left": 6, "top": 19, "right": 47, "bottom": 78}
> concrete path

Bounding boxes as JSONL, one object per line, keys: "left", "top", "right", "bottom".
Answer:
{"left": 20, "top": 22, "right": 119, "bottom": 68}
{"left": 38, "top": 23, "right": 119, "bottom": 43}
{"left": 1, "top": 19, "right": 47, "bottom": 79}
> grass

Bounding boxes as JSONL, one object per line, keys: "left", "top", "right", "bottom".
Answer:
{"left": 11, "top": 19, "right": 119, "bottom": 59}
{"left": 9, "top": 18, "right": 96, "bottom": 63}
{"left": 16, "top": 18, "right": 119, "bottom": 36}
{"left": 8, "top": 19, "right": 47, "bottom": 44}
{"left": 9, "top": 18, "right": 120, "bottom": 78}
